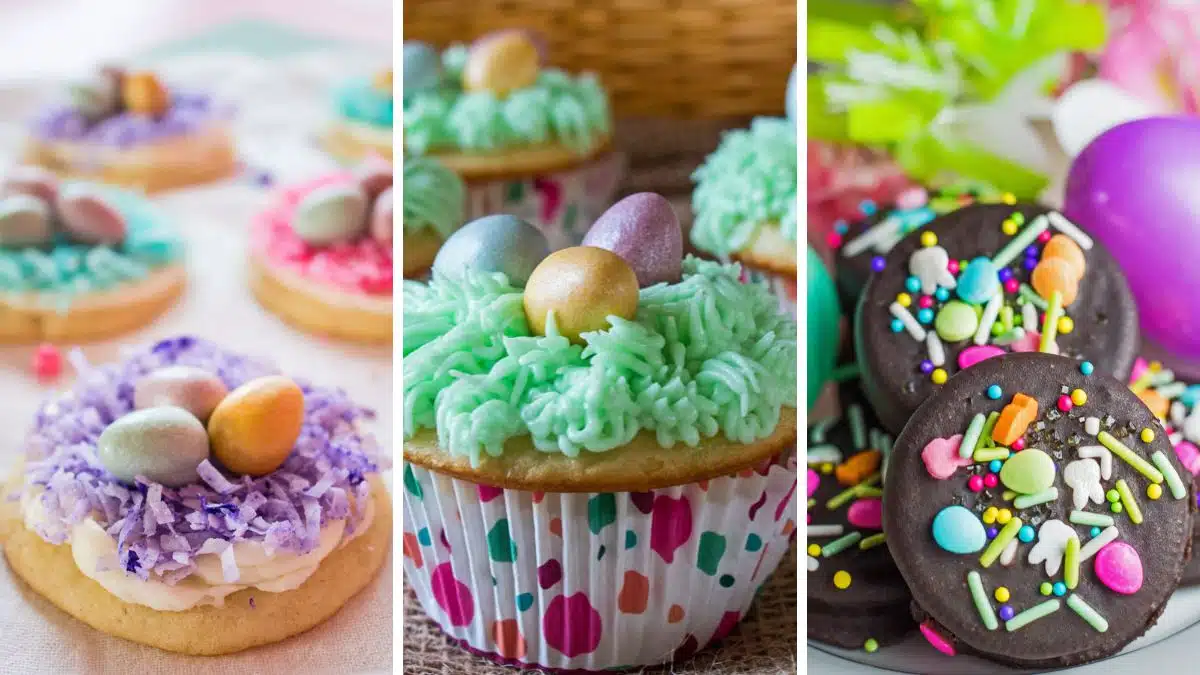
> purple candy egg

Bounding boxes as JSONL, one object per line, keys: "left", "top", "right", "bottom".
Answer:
{"left": 581, "top": 192, "right": 682, "bottom": 287}
{"left": 57, "top": 185, "right": 127, "bottom": 245}
{"left": 1065, "top": 116, "right": 1200, "bottom": 363}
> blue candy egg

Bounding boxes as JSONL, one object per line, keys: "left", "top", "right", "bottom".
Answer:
{"left": 403, "top": 41, "right": 442, "bottom": 93}
{"left": 956, "top": 256, "right": 1000, "bottom": 305}
{"left": 932, "top": 505, "right": 986, "bottom": 554}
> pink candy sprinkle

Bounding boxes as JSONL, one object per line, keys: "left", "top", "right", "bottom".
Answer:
{"left": 847, "top": 498, "right": 883, "bottom": 530}
{"left": 32, "top": 343, "right": 62, "bottom": 380}
{"left": 947, "top": 260, "right": 960, "bottom": 275}
{"left": 1094, "top": 542, "right": 1144, "bottom": 594}
{"left": 896, "top": 186, "right": 929, "bottom": 210}
{"left": 968, "top": 475, "right": 984, "bottom": 492}
{"left": 918, "top": 295, "right": 935, "bottom": 309}
{"left": 919, "top": 621, "right": 957, "bottom": 656}
{"left": 1012, "top": 438, "right": 1026, "bottom": 451}
{"left": 1003, "top": 278, "right": 1020, "bottom": 294}
{"left": 1037, "top": 230, "right": 1052, "bottom": 243}
{"left": 1175, "top": 441, "right": 1200, "bottom": 476}
{"left": 1057, "top": 395, "right": 1073, "bottom": 412}
{"left": 827, "top": 232, "right": 843, "bottom": 248}
{"left": 983, "top": 474, "right": 999, "bottom": 489}
{"left": 807, "top": 468, "right": 820, "bottom": 498}
{"left": 958, "top": 345, "right": 1005, "bottom": 370}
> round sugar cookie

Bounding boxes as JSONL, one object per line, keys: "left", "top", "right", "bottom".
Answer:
{"left": 249, "top": 254, "right": 391, "bottom": 344}
{"left": 4, "top": 477, "right": 391, "bottom": 656}
{"left": 884, "top": 352, "right": 1192, "bottom": 668}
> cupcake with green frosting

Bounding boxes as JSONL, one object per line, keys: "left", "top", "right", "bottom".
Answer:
{"left": 401, "top": 193, "right": 798, "bottom": 671}
{"left": 402, "top": 156, "right": 465, "bottom": 278}
{"left": 403, "top": 33, "right": 621, "bottom": 249}
{"left": 324, "top": 67, "right": 393, "bottom": 163}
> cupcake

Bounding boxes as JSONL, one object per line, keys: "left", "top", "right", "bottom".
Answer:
{"left": 0, "top": 166, "right": 185, "bottom": 342}
{"left": 403, "top": 193, "right": 798, "bottom": 671}
{"left": 3, "top": 337, "right": 390, "bottom": 655}
{"left": 324, "top": 67, "right": 393, "bottom": 162}
{"left": 403, "top": 155, "right": 465, "bottom": 278}
{"left": 249, "top": 159, "right": 393, "bottom": 343}
{"left": 23, "top": 67, "right": 238, "bottom": 193}
{"left": 402, "top": 34, "right": 621, "bottom": 249}
{"left": 691, "top": 116, "right": 798, "bottom": 314}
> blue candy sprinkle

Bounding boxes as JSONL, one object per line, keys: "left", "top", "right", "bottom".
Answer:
{"left": 1080, "top": 361, "right": 1094, "bottom": 375}
{"left": 935, "top": 288, "right": 950, "bottom": 302}
{"left": 987, "top": 385, "right": 1002, "bottom": 400}
{"left": 860, "top": 200, "right": 877, "bottom": 216}
{"left": 890, "top": 319, "right": 904, "bottom": 333}
{"left": 917, "top": 308, "right": 934, "bottom": 324}
{"left": 1053, "top": 582, "right": 1067, "bottom": 597}
{"left": 834, "top": 220, "right": 849, "bottom": 235}
{"left": 989, "top": 459, "right": 1002, "bottom": 473}
{"left": 1090, "top": 527, "right": 1101, "bottom": 537}
{"left": 871, "top": 256, "right": 886, "bottom": 272}
{"left": 905, "top": 276, "right": 921, "bottom": 293}
{"left": 1018, "top": 525, "right": 1035, "bottom": 543}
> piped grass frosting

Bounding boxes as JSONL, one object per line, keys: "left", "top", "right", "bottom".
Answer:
{"left": 691, "top": 117, "right": 798, "bottom": 257}
{"left": 403, "top": 256, "right": 797, "bottom": 467}
{"left": 403, "top": 44, "right": 611, "bottom": 157}
{"left": 402, "top": 156, "right": 465, "bottom": 239}
{"left": 20, "top": 337, "right": 380, "bottom": 581}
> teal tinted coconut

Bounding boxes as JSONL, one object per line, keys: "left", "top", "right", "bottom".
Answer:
{"left": 402, "top": 193, "right": 798, "bottom": 670}
{"left": 0, "top": 167, "right": 185, "bottom": 342}
{"left": 402, "top": 34, "right": 620, "bottom": 248}
{"left": 325, "top": 67, "right": 393, "bottom": 163}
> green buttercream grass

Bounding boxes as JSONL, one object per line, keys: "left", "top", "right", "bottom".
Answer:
{"left": 403, "top": 256, "right": 797, "bottom": 466}
{"left": 690, "top": 117, "right": 798, "bottom": 257}
{"left": 403, "top": 45, "right": 611, "bottom": 156}
{"left": 0, "top": 187, "right": 181, "bottom": 301}
{"left": 402, "top": 156, "right": 466, "bottom": 239}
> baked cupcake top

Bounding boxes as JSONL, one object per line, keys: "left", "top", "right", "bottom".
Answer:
{"left": 335, "top": 68, "right": 393, "bottom": 130}
{"left": 402, "top": 35, "right": 611, "bottom": 157}
{"left": 0, "top": 166, "right": 182, "bottom": 300}
{"left": 31, "top": 67, "right": 230, "bottom": 148}
{"left": 403, "top": 194, "right": 796, "bottom": 482}
{"left": 251, "top": 159, "right": 394, "bottom": 297}
{"left": 402, "top": 156, "right": 464, "bottom": 240}
{"left": 690, "top": 117, "right": 797, "bottom": 259}
{"left": 18, "top": 337, "right": 382, "bottom": 610}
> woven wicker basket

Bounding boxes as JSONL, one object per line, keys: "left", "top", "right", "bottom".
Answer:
{"left": 403, "top": 0, "right": 797, "bottom": 119}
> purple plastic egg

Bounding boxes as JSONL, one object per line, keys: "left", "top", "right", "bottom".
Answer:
{"left": 581, "top": 192, "right": 682, "bottom": 287}
{"left": 1064, "top": 116, "right": 1200, "bottom": 362}
{"left": 57, "top": 185, "right": 127, "bottom": 245}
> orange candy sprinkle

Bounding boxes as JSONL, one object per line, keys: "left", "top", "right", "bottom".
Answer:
{"left": 1032, "top": 257, "right": 1079, "bottom": 306}
{"left": 993, "top": 393, "right": 1039, "bottom": 446}
{"left": 836, "top": 449, "right": 882, "bottom": 486}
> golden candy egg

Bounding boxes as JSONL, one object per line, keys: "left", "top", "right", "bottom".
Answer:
{"left": 463, "top": 32, "right": 540, "bottom": 97}
{"left": 523, "top": 246, "right": 639, "bottom": 344}
{"left": 122, "top": 71, "right": 171, "bottom": 116}
{"left": 207, "top": 375, "right": 305, "bottom": 476}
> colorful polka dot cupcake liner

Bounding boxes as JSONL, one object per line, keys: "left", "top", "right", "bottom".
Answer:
{"left": 464, "top": 151, "right": 625, "bottom": 251}
{"left": 401, "top": 453, "right": 798, "bottom": 671}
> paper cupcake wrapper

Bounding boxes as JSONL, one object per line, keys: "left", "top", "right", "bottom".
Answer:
{"left": 402, "top": 452, "right": 798, "bottom": 672}
{"left": 743, "top": 267, "right": 798, "bottom": 320}
{"left": 464, "top": 151, "right": 625, "bottom": 251}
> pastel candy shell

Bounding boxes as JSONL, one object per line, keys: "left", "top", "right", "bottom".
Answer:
{"left": 932, "top": 504, "right": 986, "bottom": 554}
{"left": 1031, "top": 257, "right": 1079, "bottom": 305}
{"left": 2, "top": 165, "right": 59, "bottom": 205}
{"left": 354, "top": 158, "right": 394, "bottom": 203}
{"left": 97, "top": 406, "right": 210, "bottom": 487}
{"left": 522, "top": 246, "right": 639, "bottom": 344}
{"left": 133, "top": 366, "right": 230, "bottom": 423}
{"left": 463, "top": 31, "right": 540, "bottom": 96}
{"left": 370, "top": 187, "right": 394, "bottom": 242}
{"left": 0, "top": 195, "right": 53, "bottom": 247}
{"left": 207, "top": 375, "right": 305, "bottom": 477}
{"left": 291, "top": 183, "right": 369, "bottom": 246}
{"left": 57, "top": 186, "right": 128, "bottom": 245}
{"left": 432, "top": 214, "right": 548, "bottom": 285}
{"left": 122, "top": 72, "right": 171, "bottom": 116}
{"left": 581, "top": 192, "right": 683, "bottom": 287}
{"left": 1042, "top": 234, "right": 1086, "bottom": 280}
{"left": 1094, "top": 541, "right": 1143, "bottom": 594}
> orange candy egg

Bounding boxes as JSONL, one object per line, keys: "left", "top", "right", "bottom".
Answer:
{"left": 207, "top": 376, "right": 305, "bottom": 476}
{"left": 122, "top": 72, "right": 171, "bottom": 116}
{"left": 1041, "top": 234, "right": 1086, "bottom": 281}
{"left": 1031, "top": 257, "right": 1079, "bottom": 306}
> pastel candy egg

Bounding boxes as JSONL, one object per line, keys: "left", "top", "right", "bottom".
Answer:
{"left": 581, "top": 192, "right": 683, "bottom": 287}
{"left": 370, "top": 187, "right": 394, "bottom": 242}
{"left": 1031, "top": 257, "right": 1079, "bottom": 305}
{"left": 122, "top": 71, "right": 171, "bottom": 117}
{"left": 354, "top": 157, "right": 394, "bottom": 203}
{"left": 934, "top": 300, "right": 978, "bottom": 342}
{"left": 69, "top": 72, "right": 122, "bottom": 120}
{"left": 207, "top": 375, "right": 305, "bottom": 476}
{"left": 2, "top": 165, "right": 59, "bottom": 205}
{"left": 463, "top": 31, "right": 540, "bottom": 97}
{"left": 0, "top": 195, "right": 52, "bottom": 247}
{"left": 999, "top": 448, "right": 1055, "bottom": 494}
{"left": 292, "top": 183, "right": 369, "bottom": 246}
{"left": 932, "top": 505, "right": 986, "bottom": 554}
{"left": 1042, "top": 234, "right": 1086, "bottom": 280}
{"left": 432, "top": 214, "right": 548, "bottom": 285}
{"left": 403, "top": 41, "right": 442, "bottom": 93}
{"left": 955, "top": 257, "right": 1000, "bottom": 305}
{"left": 1094, "top": 541, "right": 1143, "bottom": 594}
{"left": 97, "top": 406, "right": 210, "bottom": 487}
{"left": 523, "top": 246, "right": 639, "bottom": 344}
{"left": 57, "top": 185, "right": 127, "bottom": 245}
{"left": 133, "top": 366, "right": 230, "bottom": 423}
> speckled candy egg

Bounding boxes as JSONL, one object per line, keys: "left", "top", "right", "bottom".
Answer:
{"left": 57, "top": 185, "right": 127, "bottom": 245}
{"left": 2, "top": 165, "right": 59, "bottom": 205}
{"left": 69, "top": 71, "right": 122, "bottom": 121}
{"left": 432, "top": 214, "right": 549, "bottom": 285}
{"left": 463, "top": 31, "right": 540, "bottom": 97}
{"left": 207, "top": 375, "right": 305, "bottom": 476}
{"left": 134, "top": 366, "right": 230, "bottom": 423}
{"left": 581, "top": 192, "right": 683, "bottom": 287}
{"left": 403, "top": 41, "right": 442, "bottom": 93}
{"left": 291, "top": 183, "right": 369, "bottom": 246}
{"left": 523, "top": 246, "right": 639, "bottom": 344}
{"left": 370, "top": 187, "right": 394, "bottom": 242}
{"left": 122, "top": 71, "right": 171, "bottom": 117}
{"left": 0, "top": 195, "right": 52, "bottom": 248}
{"left": 354, "top": 157, "right": 394, "bottom": 203}
{"left": 97, "top": 406, "right": 210, "bottom": 487}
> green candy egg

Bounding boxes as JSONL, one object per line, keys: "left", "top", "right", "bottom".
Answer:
{"left": 292, "top": 183, "right": 368, "bottom": 246}
{"left": 999, "top": 449, "right": 1055, "bottom": 495}
{"left": 807, "top": 246, "right": 840, "bottom": 411}
{"left": 97, "top": 406, "right": 210, "bottom": 487}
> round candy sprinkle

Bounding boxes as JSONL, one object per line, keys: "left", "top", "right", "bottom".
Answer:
{"left": 1058, "top": 395, "right": 1073, "bottom": 412}
{"left": 905, "top": 277, "right": 921, "bottom": 293}
{"left": 917, "top": 308, "right": 934, "bottom": 324}
{"left": 989, "top": 460, "right": 1002, "bottom": 473}
{"left": 986, "top": 527, "right": 999, "bottom": 539}
{"left": 1110, "top": 502, "right": 1124, "bottom": 514}
{"left": 1011, "top": 437, "right": 1026, "bottom": 451}
{"left": 897, "top": 293, "right": 912, "bottom": 307}
{"left": 920, "top": 231, "right": 938, "bottom": 247}
{"left": 1003, "top": 278, "right": 1020, "bottom": 294}
{"left": 948, "top": 260, "right": 960, "bottom": 275}
{"left": 834, "top": 221, "right": 849, "bottom": 234}
{"left": 1148, "top": 483, "right": 1163, "bottom": 500}
{"left": 864, "top": 639, "right": 879, "bottom": 653}
{"left": 918, "top": 295, "right": 934, "bottom": 309}
{"left": 996, "top": 508, "right": 1012, "bottom": 524}
{"left": 1140, "top": 428, "right": 1155, "bottom": 443}
{"left": 1106, "top": 489, "right": 1120, "bottom": 503}
{"left": 934, "top": 300, "right": 979, "bottom": 342}
{"left": 999, "top": 605, "right": 1015, "bottom": 621}
{"left": 860, "top": 200, "right": 877, "bottom": 215}
{"left": 920, "top": 360, "right": 934, "bottom": 374}
{"left": 983, "top": 474, "right": 999, "bottom": 488}
{"left": 32, "top": 343, "right": 62, "bottom": 381}
{"left": 833, "top": 571, "right": 852, "bottom": 589}
{"left": 870, "top": 256, "right": 886, "bottom": 272}
{"left": 932, "top": 505, "right": 987, "bottom": 553}
{"left": 935, "top": 288, "right": 950, "bottom": 302}
{"left": 1081, "top": 361, "right": 1095, "bottom": 375}
{"left": 1053, "top": 582, "right": 1067, "bottom": 597}
{"left": 967, "top": 475, "right": 984, "bottom": 491}
{"left": 1095, "top": 542, "right": 1144, "bottom": 594}
{"left": 1002, "top": 220, "right": 1018, "bottom": 236}
{"left": 987, "top": 385, "right": 1002, "bottom": 399}
{"left": 1040, "top": 582, "right": 1053, "bottom": 596}
{"left": 807, "top": 544, "right": 821, "bottom": 556}
{"left": 995, "top": 587, "right": 1010, "bottom": 603}
{"left": 1071, "top": 389, "right": 1087, "bottom": 406}
{"left": 932, "top": 369, "right": 948, "bottom": 384}
{"left": 1018, "top": 525, "right": 1035, "bottom": 543}
{"left": 1091, "top": 527, "right": 1101, "bottom": 537}
{"left": 1058, "top": 316, "right": 1075, "bottom": 334}
{"left": 890, "top": 319, "right": 904, "bottom": 333}
{"left": 983, "top": 507, "right": 998, "bottom": 524}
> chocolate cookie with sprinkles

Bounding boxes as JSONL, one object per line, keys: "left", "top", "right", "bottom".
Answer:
{"left": 855, "top": 202, "right": 1138, "bottom": 434}
{"left": 1129, "top": 357, "right": 1200, "bottom": 585}
{"left": 808, "top": 382, "right": 914, "bottom": 651}
{"left": 885, "top": 352, "right": 1193, "bottom": 668}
